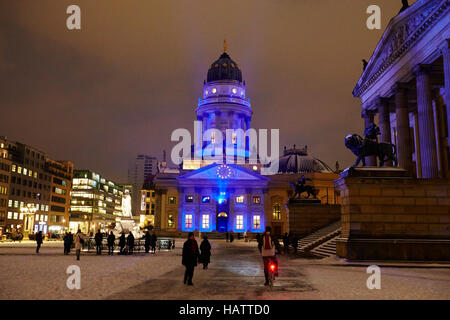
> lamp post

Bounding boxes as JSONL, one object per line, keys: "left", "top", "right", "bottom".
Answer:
{"left": 20, "top": 203, "right": 37, "bottom": 239}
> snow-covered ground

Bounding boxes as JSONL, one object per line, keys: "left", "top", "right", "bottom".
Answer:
{"left": 0, "top": 239, "right": 184, "bottom": 299}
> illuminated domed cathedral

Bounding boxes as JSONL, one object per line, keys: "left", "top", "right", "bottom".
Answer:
{"left": 149, "top": 44, "right": 339, "bottom": 237}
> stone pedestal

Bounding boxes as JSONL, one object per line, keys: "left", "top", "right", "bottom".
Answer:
{"left": 334, "top": 167, "right": 450, "bottom": 261}
{"left": 286, "top": 199, "right": 340, "bottom": 237}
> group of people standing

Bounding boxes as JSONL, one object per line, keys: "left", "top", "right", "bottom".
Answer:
{"left": 181, "top": 233, "right": 211, "bottom": 286}
{"left": 35, "top": 229, "right": 158, "bottom": 260}
{"left": 281, "top": 232, "right": 299, "bottom": 253}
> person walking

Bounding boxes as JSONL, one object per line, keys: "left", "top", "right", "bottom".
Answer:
{"left": 282, "top": 232, "right": 290, "bottom": 254}
{"left": 261, "top": 226, "right": 277, "bottom": 286}
{"left": 199, "top": 236, "right": 211, "bottom": 270}
{"left": 107, "top": 231, "right": 115, "bottom": 255}
{"left": 225, "top": 232, "right": 229, "bottom": 242}
{"left": 68, "top": 231, "right": 73, "bottom": 254}
{"left": 63, "top": 232, "right": 71, "bottom": 255}
{"left": 182, "top": 232, "right": 199, "bottom": 286}
{"left": 229, "top": 232, "right": 234, "bottom": 243}
{"left": 151, "top": 232, "right": 157, "bottom": 253}
{"left": 74, "top": 229, "right": 86, "bottom": 261}
{"left": 94, "top": 229, "right": 103, "bottom": 255}
{"left": 119, "top": 233, "right": 126, "bottom": 255}
{"left": 35, "top": 231, "right": 43, "bottom": 254}
{"left": 127, "top": 232, "right": 135, "bottom": 255}
{"left": 144, "top": 231, "right": 151, "bottom": 253}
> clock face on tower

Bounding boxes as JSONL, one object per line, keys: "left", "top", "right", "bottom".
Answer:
{"left": 216, "top": 165, "right": 232, "bottom": 179}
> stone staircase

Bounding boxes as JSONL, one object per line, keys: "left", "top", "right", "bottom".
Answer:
{"left": 310, "top": 235, "right": 340, "bottom": 258}
{"left": 296, "top": 221, "right": 341, "bottom": 257}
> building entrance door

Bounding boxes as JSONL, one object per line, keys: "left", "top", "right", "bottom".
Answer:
{"left": 217, "top": 197, "right": 229, "bottom": 232}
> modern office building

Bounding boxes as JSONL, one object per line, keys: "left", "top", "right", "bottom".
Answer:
{"left": 4, "top": 140, "right": 51, "bottom": 237}
{"left": 45, "top": 159, "right": 73, "bottom": 236}
{"left": 127, "top": 154, "right": 158, "bottom": 216}
{"left": 0, "top": 138, "right": 11, "bottom": 236}
{"left": 70, "top": 170, "right": 123, "bottom": 234}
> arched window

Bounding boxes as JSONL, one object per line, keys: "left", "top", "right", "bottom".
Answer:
{"left": 273, "top": 203, "right": 281, "bottom": 220}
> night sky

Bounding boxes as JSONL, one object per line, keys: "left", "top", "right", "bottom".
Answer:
{"left": 0, "top": 0, "right": 416, "bottom": 182}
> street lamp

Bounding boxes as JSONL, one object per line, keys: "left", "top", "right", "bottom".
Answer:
{"left": 20, "top": 203, "right": 37, "bottom": 238}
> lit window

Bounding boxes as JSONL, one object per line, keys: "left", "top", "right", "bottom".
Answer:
{"left": 205, "top": 90, "right": 208, "bottom": 95}
{"left": 19, "top": 213, "right": 23, "bottom": 220}
{"left": 12, "top": 165, "right": 16, "bottom": 172}
{"left": 34, "top": 172, "right": 37, "bottom": 178}
{"left": 212, "top": 88, "right": 217, "bottom": 94}
{"left": 186, "top": 195, "right": 194, "bottom": 203}
{"left": 168, "top": 197, "right": 176, "bottom": 204}
{"left": 29, "top": 170, "right": 32, "bottom": 177}
{"left": 185, "top": 214, "right": 192, "bottom": 229}
{"left": 168, "top": 215, "right": 174, "bottom": 228}
{"left": 236, "top": 196, "right": 244, "bottom": 203}
{"left": 273, "top": 203, "right": 281, "bottom": 220}
{"left": 13, "top": 212, "right": 18, "bottom": 219}
{"left": 36, "top": 214, "right": 40, "bottom": 221}
{"left": 8, "top": 200, "right": 12, "bottom": 207}
{"left": 202, "top": 215, "right": 209, "bottom": 229}
{"left": 7, "top": 212, "right": 12, "bottom": 219}
{"left": 23, "top": 168, "right": 27, "bottom": 176}
{"left": 14, "top": 201, "right": 18, "bottom": 208}
{"left": 232, "top": 88, "right": 237, "bottom": 94}
{"left": 44, "top": 215, "right": 48, "bottom": 222}
{"left": 17, "top": 166, "right": 22, "bottom": 174}
{"left": 253, "top": 196, "right": 261, "bottom": 204}
{"left": 202, "top": 196, "right": 210, "bottom": 203}
{"left": 236, "top": 215, "right": 243, "bottom": 230}
{"left": 253, "top": 215, "right": 261, "bottom": 230}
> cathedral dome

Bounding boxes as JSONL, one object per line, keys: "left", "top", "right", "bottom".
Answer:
{"left": 207, "top": 52, "right": 243, "bottom": 83}
{"left": 276, "top": 146, "right": 333, "bottom": 173}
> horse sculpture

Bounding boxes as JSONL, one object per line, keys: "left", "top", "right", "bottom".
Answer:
{"left": 290, "top": 181, "right": 318, "bottom": 199}
{"left": 345, "top": 134, "right": 398, "bottom": 167}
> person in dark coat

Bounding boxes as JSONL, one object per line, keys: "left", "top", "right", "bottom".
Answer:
{"left": 94, "top": 230, "right": 103, "bottom": 255}
{"left": 35, "top": 231, "right": 43, "bottom": 254}
{"left": 199, "top": 236, "right": 211, "bottom": 270}
{"left": 151, "top": 232, "right": 157, "bottom": 253}
{"left": 127, "top": 232, "right": 135, "bottom": 255}
{"left": 68, "top": 231, "right": 73, "bottom": 254}
{"left": 144, "top": 231, "right": 151, "bottom": 253}
{"left": 119, "top": 233, "right": 126, "bottom": 255}
{"left": 225, "top": 232, "right": 229, "bottom": 242}
{"left": 256, "top": 233, "right": 263, "bottom": 253}
{"left": 107, "top": 231, "right": 115, "bottom": 255}
{"left": 63, "top": 232, "right": 71, "bottom": 255}
{"left": 282, "top": 232, "right": 290, "bottom": 254}
{"left": 182, "top": 232, "right": 199, "bottom": 285}
{"left": 229, "top": 233, "right": 234, "bottom": 243}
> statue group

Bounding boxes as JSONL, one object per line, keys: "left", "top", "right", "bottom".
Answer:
{"left": 345, "top": 123, "right": 398, "bottom": 167}
{"left": 290, "top": 175, "right": 318, "bottom": 199}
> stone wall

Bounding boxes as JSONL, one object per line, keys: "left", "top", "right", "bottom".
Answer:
{"left": 334, "top": 168, "right": 450, "bottom": 260}
{"left": 286, "top": 200, "right": 341, "bottom": 237}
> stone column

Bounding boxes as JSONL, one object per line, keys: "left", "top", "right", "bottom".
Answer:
{"left": 362, "top": 111, "right": 377, "bottom": 166}
{"left": 377, "top": 97, "right": 393, "bottom": 166}
{"left": 392, "top": 83, "right": 413, "bottom": 173}
{"left": 414, "top": 64, "right": 439, "bottom": 178}
{"left": 440, "top": 39, "right": 450, "bottom": 150}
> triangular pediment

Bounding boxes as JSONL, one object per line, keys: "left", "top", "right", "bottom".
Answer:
{"left": 177, "top": 163, "right": 269, "bottom": 182}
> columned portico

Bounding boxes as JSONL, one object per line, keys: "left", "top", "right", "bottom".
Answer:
{"left": 352, "top": 0, "right": 449, "bottom": 178}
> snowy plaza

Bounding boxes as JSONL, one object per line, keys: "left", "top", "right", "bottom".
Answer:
{"left": 0, "top": 238, "right": 449, "bottom": 300}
